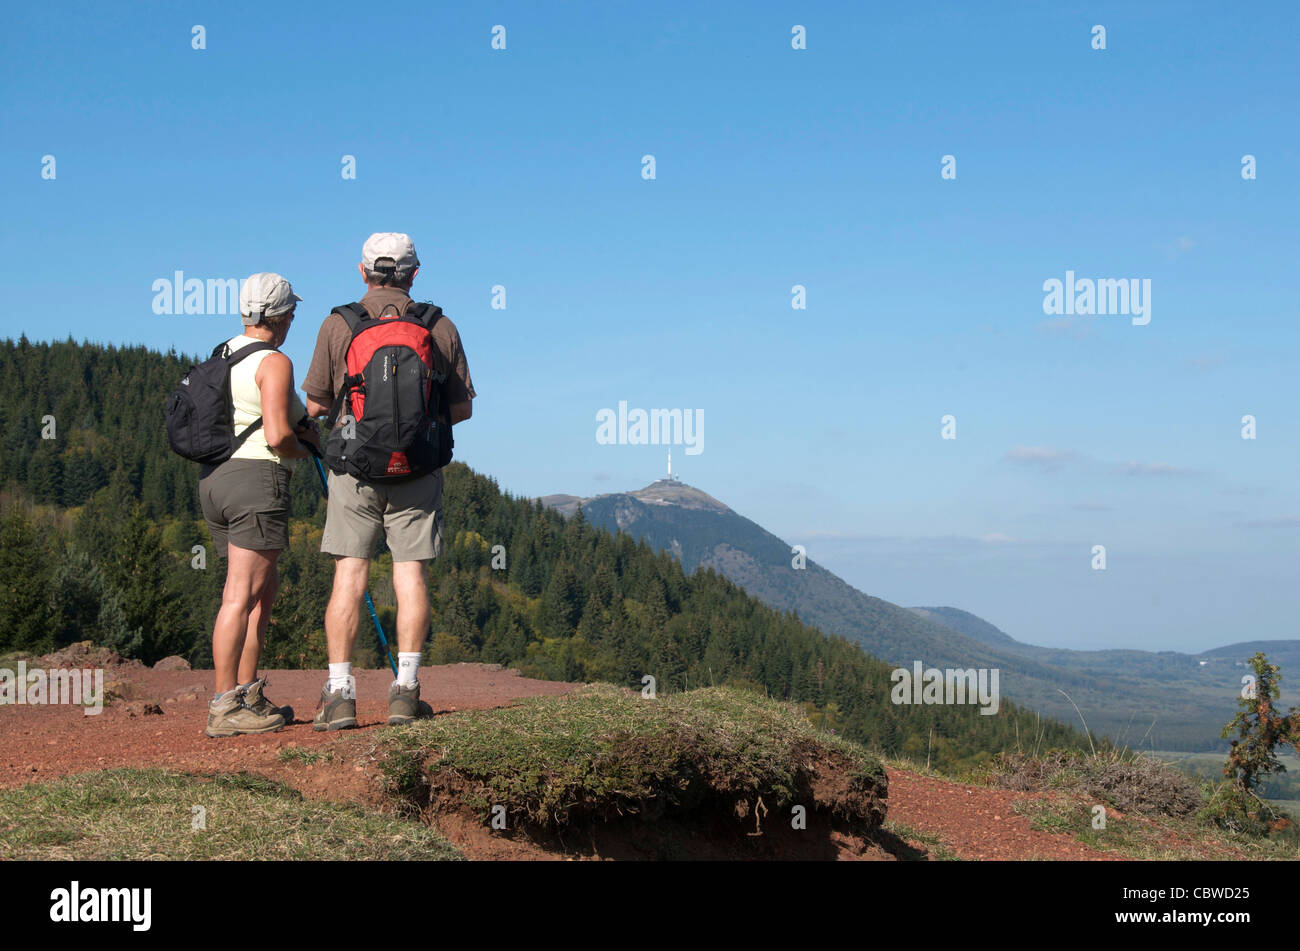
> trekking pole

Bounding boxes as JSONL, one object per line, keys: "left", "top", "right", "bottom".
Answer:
{"left": 307, "top": 445, "right": 400, "bottom": 677}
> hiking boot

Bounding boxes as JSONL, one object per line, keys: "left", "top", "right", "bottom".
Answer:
{"left": 388, "top": 681, "right": 429, "bottom": 726}
{"left": 205, "top": 690, "right": 286, "bottom": 738}
{"left": 241, "top": 677, "right": 294, "bottom": 724}
{"left": 313, "top": 681, "right": 357, "bottom": 732}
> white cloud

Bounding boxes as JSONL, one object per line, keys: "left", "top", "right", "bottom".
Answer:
{"left": 1156, "top": 235, "right": 1196, "bottom": 260}
{"left": 1005, "top": 445, "right": 1080, "bottom": 472}
{"left": 1114, "top": 461, "right": 1198, "bottom": 477}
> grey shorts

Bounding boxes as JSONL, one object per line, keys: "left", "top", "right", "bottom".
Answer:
{"left": 198, "top": 459, "right": 291, "bottom": 559}
{"left": 321, "top": 468, "right": 444, "bottom": 562}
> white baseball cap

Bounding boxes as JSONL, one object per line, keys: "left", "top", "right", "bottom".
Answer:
{"left": 361, "top": 232, "right": 420, "bottom": 271}
{"left": 240, "top": 272, "right": 302, "bottom": 324}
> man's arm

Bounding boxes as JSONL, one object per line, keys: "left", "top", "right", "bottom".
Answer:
{"left": 443, "top": 321, "right": 475, "bottom": 425}
{"left": 302, "top": 313, "right": 344, "bottom": 418}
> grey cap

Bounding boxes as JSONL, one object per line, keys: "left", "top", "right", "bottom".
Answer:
{"left": 362, "top": 232, "right": 420, "bottom": 271}
{"left": 240, "top": 272, "right": 302, "bottom": 324}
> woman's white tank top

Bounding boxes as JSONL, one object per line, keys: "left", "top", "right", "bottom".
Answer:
{"left": 226, "top": 335, "right": 306, "bottom": 467}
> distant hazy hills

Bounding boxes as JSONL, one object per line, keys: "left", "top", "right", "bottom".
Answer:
{"left": 542, "top": 480, "right": 1299, "bottom": 751}
{"left": 911, "top": 605, "right": 1300, "bottom": 677}
{"left": 907, "top": 606, "right": 1024, "bottom": 650}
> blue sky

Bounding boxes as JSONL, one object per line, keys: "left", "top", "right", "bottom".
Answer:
{"left": 2, "top": 1, "right": 1296, "bottom": 652}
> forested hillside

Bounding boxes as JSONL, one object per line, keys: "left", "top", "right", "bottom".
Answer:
{"left": 0, "top": 338, "right": 1092, "bottom": 771}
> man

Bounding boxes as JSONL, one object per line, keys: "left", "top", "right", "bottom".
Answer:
{"left": 302, "top": 233, "right": 475, "bottom": 729}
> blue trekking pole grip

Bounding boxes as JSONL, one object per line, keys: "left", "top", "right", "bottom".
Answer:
{"left": 309, "top": 447, "right": 400, "bottom": 677}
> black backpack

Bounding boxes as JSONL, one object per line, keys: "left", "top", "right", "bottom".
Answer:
{"left": 323, "top": 301, "right": 453, "bottom": 482}
{"left": 165, "top": 340, "right": 275, "bottom": 465}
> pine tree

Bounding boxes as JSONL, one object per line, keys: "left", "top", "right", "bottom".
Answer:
{"left": 0, "top": 506, "right": 55, "bottom": 653}
{"left": 26, "top": 449, "right": 62, "bottom": 504}
{"left": 102, "top": 503, "right": 185, "bottom": 663}
{"left": 1221, "top": 652, "right": 1300, "bottom": 792}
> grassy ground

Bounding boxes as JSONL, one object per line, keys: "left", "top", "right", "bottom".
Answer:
{"left": 1271, "top": 799, "right": 1300, "bottom": 819}
{"left": 1013, "top": 795, "right": 1299, "bottom": 860}
{"left": 278, "top": 747, "right": 333, "bottom": 765}
{"left": 886, "top": 747, "right": 1300, "bottom": 860}
{"left": 882, "top": 819, "right": 961, "bottom": 860}
{"left": 378, "top": 683, "right": 887, "bottom": 831}
{"left": 1150, "top": 749, "right": 1300, "bottom": 815}
{"left": 990, "top": 749, "right": 1300, "bottom": 860}
{"left": 0, "top": 768, "right": 461, "bottom": 860}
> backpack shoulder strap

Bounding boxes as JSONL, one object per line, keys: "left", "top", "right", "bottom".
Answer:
{"left": 230, "top": 416, "right": 264, "bottom": 449}
{"left": 406, "top": 303, "right": 449, "bottom": 387}
{"left": 332, "top": 302, "right": 368, "bottom": 335}
{"left": 405, "top": 302, "right": 443, "bottom": 330}
{"left": 325, "top": 304, "right": 369, "bottom": 427}
{"left": 225, "top": 340, "right": 275, "bottom": 366}
{"left": 223, "top": 341, "right": 274, "bottom": 449}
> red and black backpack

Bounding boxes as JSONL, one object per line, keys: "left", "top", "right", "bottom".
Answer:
{"left": 323, "top": 300, "right": 453, "bottom": 482}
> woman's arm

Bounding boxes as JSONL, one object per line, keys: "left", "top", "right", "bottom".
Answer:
{"left": 256, "top": 352, "right": 312, "bottom": 459}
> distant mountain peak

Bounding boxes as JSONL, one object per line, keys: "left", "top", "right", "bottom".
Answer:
{"left": 626, "top": 480, "right": 732, "bottom": 513}
{"left": 538, "top": 480, "right": 731, "bottom": 518}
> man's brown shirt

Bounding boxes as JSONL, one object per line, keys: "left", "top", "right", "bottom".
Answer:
{"left": 302, "top": 286, "right": 476, "bottom": 410}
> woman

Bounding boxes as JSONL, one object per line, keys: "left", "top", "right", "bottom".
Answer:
{"left": 201, "top": 272, "right": 320, "bottom": 737}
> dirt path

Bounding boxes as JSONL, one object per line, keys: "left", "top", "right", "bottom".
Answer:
{"left": 884, "top": 768, "right": 1118, "bottom": 860}
{"left": 0, "top": 664, "right": 574, "bottom": 790}
{"left": 1, "top": 663, "right": 1128, "bottom": 859}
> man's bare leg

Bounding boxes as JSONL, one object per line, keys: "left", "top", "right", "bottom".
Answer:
{"left": 391, "top": 559, "right": 430, "bottom": 654}
{"left": 313, "top": 556, "right": 370, "bottom": 731}
{"left": 388, "top": 559, "right": 431, "bottom": 722}
{"left": 325, "top": 556, "right": 370, "bottom": 663}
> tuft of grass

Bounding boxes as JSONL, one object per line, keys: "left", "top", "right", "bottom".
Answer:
{"left": 0, "top": 768, "right": 461, "bottom": 860}
{"left": 990, "top": 749, "right": 1203, "bottom": 818}
{"left": 1014, "top": 794, "right": 1300, "bottom": 861}
{"left": 379, "top": 684, "right": 887, "bottom": 831}
{"left": 277, "top": 747, "right": 333, "bottom": 765}
{"left": 880, "top": 754, "right": 996, "bottom": 788}
{"left": 883, "top": 820, "right": 961, "bottom": 861}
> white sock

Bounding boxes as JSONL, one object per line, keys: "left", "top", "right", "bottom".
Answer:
{"left": 396, "top": 652, "right": 421, "bottom": 688}
{"left": 328, "top": 662, "right": 352, "bottom": 693}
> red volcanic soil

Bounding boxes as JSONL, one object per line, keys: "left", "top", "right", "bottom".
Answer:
{"left": 0, "top": 662, "right": 1162, "bottom": 860}
{"left": 0, "top": 663, "right": 573, "bottom": 790}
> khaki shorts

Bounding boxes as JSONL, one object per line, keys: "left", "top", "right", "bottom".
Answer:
{"left": 321, "top": 468, "right": 444, "bottom": 562}
{"left": 198, "top": 459, "right": 291, "bottom": 558}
